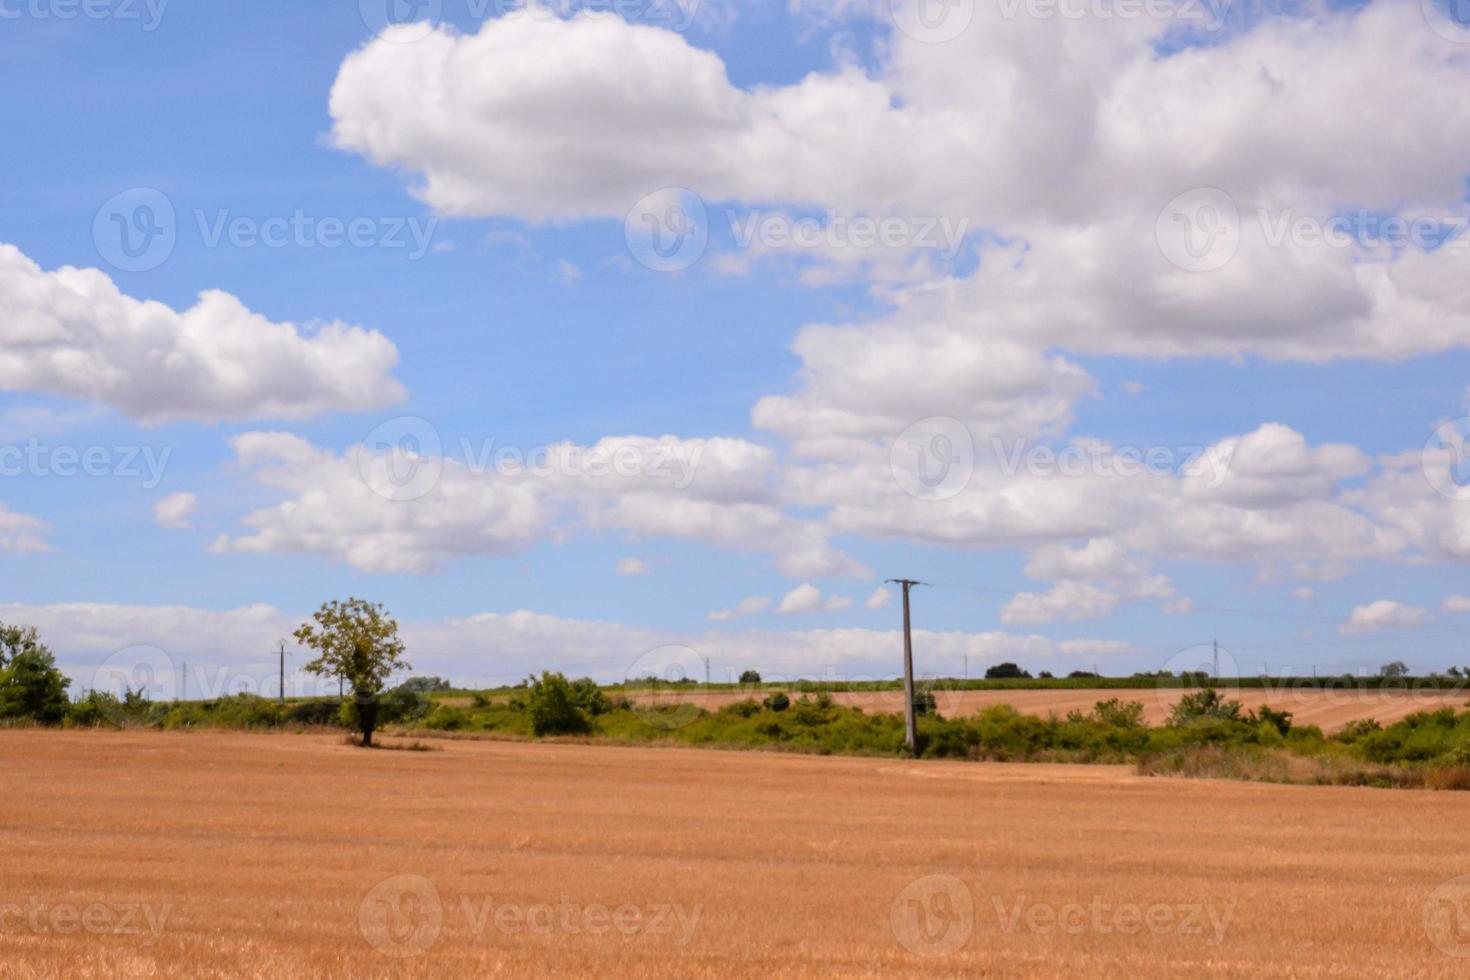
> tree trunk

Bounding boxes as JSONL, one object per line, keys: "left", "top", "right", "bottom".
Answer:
{"left": 359, "top": 698, "right": 378, "bottom": 748}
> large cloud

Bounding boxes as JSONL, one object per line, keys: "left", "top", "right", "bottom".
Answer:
{"left": 326, "top": 2, "right": 1470, "bottom": 466}
{"left": 329, "top": 4, "right": 1470, "bottom": 224}
{"left": 211, "top": 430, "right": 864, "bottom": 577}
{"left": 0, "top": 244, "right": 404, "bottom": 424}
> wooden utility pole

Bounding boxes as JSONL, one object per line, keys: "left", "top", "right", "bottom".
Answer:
{"left": 887, "top": 579, "right": 924, "bottom": 755}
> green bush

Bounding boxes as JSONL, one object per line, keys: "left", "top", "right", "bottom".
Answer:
{"left": 67, "top": 690, "right": 125, "bottom": 728}
{"left": 422, "top": 704, "right": 470, "bottom": 731}
{"left": 527, "top": 672, "right": 593, "bottom": 736}
{"left": 1092, "top": 699, "right": 1144, "bottom": 728}
{"left": 67, "top": 687, "right": 159, "bottom": 728}
{"left": 395, "top": 676, "right": 454, "bottom": 693}
{"left": 763, "top": 692, "right": 790, "bottom": 713}
{"left": 1169, "top": 687, "right": 1243, "bottom": 726}
{"left": 569, "top": 677, "right": 612, "bottom": 716}
{"left": 1252, "top": 705, "right": 1293, "bottom": 736}
{"left": 284, "top": 698, "right": 343, "bottom": 726}
{"left": 720, "top": 698, "right": 762, "bottom": 718}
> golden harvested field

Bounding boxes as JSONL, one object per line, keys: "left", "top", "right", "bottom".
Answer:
{"left": 4, "top": 730, "right": 1470, "bottom": 978}
{"left": 623, "top": 686, "right": 1470, "bottom": 730}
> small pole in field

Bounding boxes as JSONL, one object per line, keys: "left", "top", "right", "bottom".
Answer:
{"left": 887, "top": 578, "right": 924, "bottom": 756}
{"left": 278, "top": 640, "right": 287, "bottom": 704}
{"left": 704, "top": 657, "right": 711, "bottom": 687}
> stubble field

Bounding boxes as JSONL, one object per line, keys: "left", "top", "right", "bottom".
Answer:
{"left": 623, "top": 685, "right": 1470, "bottom": 729}
{"left": 3, "top": 730, "right": 1469, "bottom": 978}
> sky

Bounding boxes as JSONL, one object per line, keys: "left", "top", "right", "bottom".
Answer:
{"left": 4, "top": 0, "right": 1470, "bottom": 696}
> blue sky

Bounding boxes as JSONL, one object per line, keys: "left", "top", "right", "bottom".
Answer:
{"left": 4, "top": 0, "right": 1470, "bottom": 690}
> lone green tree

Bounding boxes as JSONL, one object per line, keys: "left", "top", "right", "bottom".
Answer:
{"left": 294, "top": 599, "right": 409, "bottom": 747}
{"left": 0, "top": 622, "right": 70, "bottom": 724}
